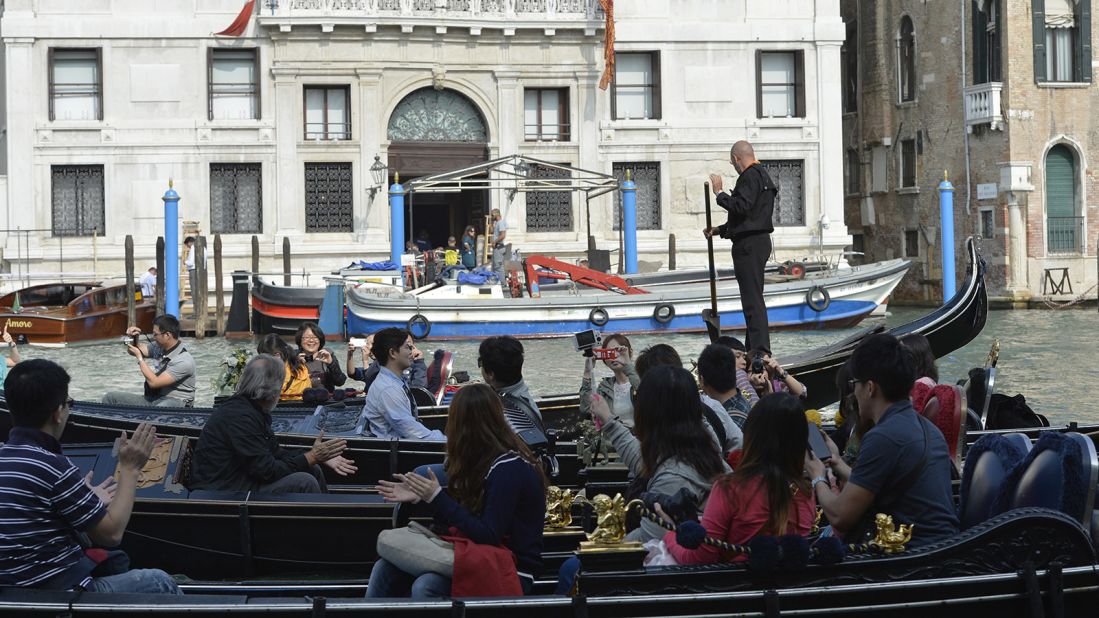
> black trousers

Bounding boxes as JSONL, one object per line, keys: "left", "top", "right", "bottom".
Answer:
{"left": 731, "top": 233, "right": 772, "bottom": 354}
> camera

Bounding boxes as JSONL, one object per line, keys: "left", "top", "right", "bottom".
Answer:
{"left": 572, "top": 329, "right": 601, "bottom": 353}
{"left": 591, "top": 347, "right": 619, "bottom": 361}
{"left": 750, "top": 356, "right": 765, "bottom": 374}
{"left": 304, "top": 354, "right": 314, "bottom": 363}
{"left": 348, "top": 337, "right": 367, "bottom": 350}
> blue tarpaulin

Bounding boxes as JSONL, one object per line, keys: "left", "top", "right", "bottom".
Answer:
{"left": 355, "top": 260, "right": 401, "bottom": 271}
{"left": 457, "top": 271, "right": 499, "bottom": 285}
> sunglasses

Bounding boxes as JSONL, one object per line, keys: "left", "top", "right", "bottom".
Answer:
{"left": 846, "top": 378, "right": 868, "bottom": 391}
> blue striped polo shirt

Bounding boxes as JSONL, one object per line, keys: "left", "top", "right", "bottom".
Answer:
{"left": 0, "top": 427, "right": 107, "bottom": 587}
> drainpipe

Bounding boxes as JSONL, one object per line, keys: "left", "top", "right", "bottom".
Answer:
{"left": 961, "top": 0, "right": 972, "bottom": 216}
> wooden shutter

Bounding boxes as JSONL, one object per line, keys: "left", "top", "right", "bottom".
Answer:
{"left": 48, "top": 48, "right": 55, "bottom": 121}
{"left": 95, "top": 48, "right": 103, "bottom": 121}
{"left": 649, "top": 52, "right": 661, "bottom": 120}
{"left": 253, "top": 48, "right": 262, "bottom": 120}
{"left": 207, "top": 47, "right": 214, "bottom": 121}
{"left": 755, "top": 50, "right": 763, "bottom": 118}
{"left": 992, "top": 0, "right": 1003, "bottom": 80}
{"left": 610, "top": 53, "right": 618, "bottom": 120}
{"left": 1033, "top": 0, "right": 1047, "bottom": 83}
{"left": 972, "top": 1, "right": 987, "bottom": 83}
{"left": 560, "top": 87, "right": 570, "bottom": 141}
{"left": 1046, "top": 146, "right": 1075, "bottom": 218}
{"left": 1078, "top": 0, "right": 1092, "bottom": 82}
{"left": 794, "top": 50, "right": 806, "bottom": 117}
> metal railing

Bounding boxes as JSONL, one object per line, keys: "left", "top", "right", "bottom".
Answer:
{"left": 304, "top": 122, "right": 352, "bottom": 141}
{"left": 271, "top": 0, "right": 600, "bottom": 20}
{"left": 1047, "top": 216, "right": 1084, "bottom": 254}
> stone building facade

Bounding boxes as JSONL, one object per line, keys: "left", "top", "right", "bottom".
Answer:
{"left": 842, "top": 0, "right": 1099, "bottom": 303}
{"left": 0, "top": 0, "right": 849, "bottom": 286}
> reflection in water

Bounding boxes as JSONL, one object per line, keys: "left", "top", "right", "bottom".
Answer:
{"left": 25, "top": 308, "right": 1098, "bottom": 425}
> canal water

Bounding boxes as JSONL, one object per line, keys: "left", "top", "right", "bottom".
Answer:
{"left": 25, "top": 307, "right": 1098, "bottom": 426}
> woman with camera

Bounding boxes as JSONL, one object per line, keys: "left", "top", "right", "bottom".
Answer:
{"left": 579, "top": 333, "right": 641, "bottom": 429}
{"left": 746, "top": 352, "right": 806, "bottom": 400}
{"left": 294, "top": 322, "right": 347, "bottom": 391}
{"left": 368, "top": 384, "right": 547, "bottom": 598}
{"left": 257, "top": 334, "right": 311, "bottom": 401}
{"left": 659, "top": 392, "right": 817, "bottom": 564}
{"left": 590, "top": 365, "right": 728, "bottom": 542}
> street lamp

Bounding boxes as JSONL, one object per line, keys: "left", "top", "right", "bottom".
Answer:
{"left": 368, "top": 154, "right": 388, "bottom": 200}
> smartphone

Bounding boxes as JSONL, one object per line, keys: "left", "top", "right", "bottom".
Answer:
{"left": 807, "top": 422, "right": 831, "bottom": 461}
{"left": 348, "top": 337, "right": 367, "bottom": 349}
{"left": 592, "top": 347, "right": 619, "bottom": 361}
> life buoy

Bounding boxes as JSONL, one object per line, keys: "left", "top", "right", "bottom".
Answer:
{"left": 788, "top": 262, "right": 806, "bottom": 278}
{"left": 406, "top": 313, "right": 431, "bottom": 339}
{"left": 652, "top": 303, "right": 675, "bottom": 324}
{"left": 806, "top": 286, "right": 831, "bottom": 313}
{"left": 589, "top": 307, "right": 609, "bottom": 327}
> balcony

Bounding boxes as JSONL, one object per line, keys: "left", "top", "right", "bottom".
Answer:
{"left": 964, "top": 82, "right": 1003, "bottom": 130}
{"left": 259, "top": 0, "right": 604, "bottom": 35}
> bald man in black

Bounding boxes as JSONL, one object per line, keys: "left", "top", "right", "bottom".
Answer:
{"left": 704, "top": 140, "right": 777, "bottom": 354}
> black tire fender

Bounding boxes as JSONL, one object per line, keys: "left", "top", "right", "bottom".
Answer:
{"left": 652, "top": 303, "right": 675, "bottom": 324}
{"left": 407, "top": 313, "right": 431, "bottom": 339}
{"left": 806, "top": 286, "right": 831, "bottom": 313}
{"left": 589, "top": 307, "right": 609, "bottom": 327}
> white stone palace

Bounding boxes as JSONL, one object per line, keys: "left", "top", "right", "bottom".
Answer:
{"left": 0, "top": 0, "right": 848, "bottom": 286}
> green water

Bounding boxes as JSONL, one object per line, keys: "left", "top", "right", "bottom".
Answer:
{"left": 31, "top": 307, "right": 1098, "bottom": 425}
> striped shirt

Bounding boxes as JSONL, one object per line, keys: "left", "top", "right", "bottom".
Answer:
{"left": 0, "top": 428, "right": 106, "bottom": 587}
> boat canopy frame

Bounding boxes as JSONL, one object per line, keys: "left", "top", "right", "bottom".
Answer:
{"left": 400, "top": 154, "right": 621, "bottom": 245}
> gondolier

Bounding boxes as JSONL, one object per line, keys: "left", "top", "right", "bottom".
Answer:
{"left": 705, "top": 140, "right": 776, "bottom": 354}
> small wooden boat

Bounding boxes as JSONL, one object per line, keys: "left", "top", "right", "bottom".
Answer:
{"left": 0, "top": 281, "right": 155, "bottom": 346}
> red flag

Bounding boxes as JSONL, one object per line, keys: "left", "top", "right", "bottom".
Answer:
{"left": 215, "top": 0, "right": 256, "bottom": 37}
{"left": 597, "top": 0, "right": 615, "bottom": 91}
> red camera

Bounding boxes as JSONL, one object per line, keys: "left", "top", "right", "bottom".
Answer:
{"left": 592, "top": 347, "right": 619, "bottom": 361}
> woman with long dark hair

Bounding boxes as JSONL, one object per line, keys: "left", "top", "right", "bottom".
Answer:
{"left": 899, "top": 333, "right": 938, "bottom": 384}
{"left": 460, "top": 225, "right": 477, "bottom": 269}
{"left": 591, "top": 365, "right": 727, "bottom": 542}
{"left": 662, "top": 392, "right": 817, "bottom": 564}
{"left": 293, "top": 322, "right": 347, "bottom": 391}
{"left": 256, "top": 334, "right": 310, "bottom": 400}
{"left": 368, "top": 384, "right": 547, "bottom": 598}
{"left": 579, "top": 333, "right": 641, "bottom": 428}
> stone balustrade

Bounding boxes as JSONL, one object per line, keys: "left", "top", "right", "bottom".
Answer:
{"left": 262, "top": 0, "right": 602, "bottom": 28}
{"left": 963, "top": 82, "right": 1003, "bottom": 130}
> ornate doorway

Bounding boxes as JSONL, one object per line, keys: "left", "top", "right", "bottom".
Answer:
{"left": 387, "top": 88, "right": 490, "bottom": 248}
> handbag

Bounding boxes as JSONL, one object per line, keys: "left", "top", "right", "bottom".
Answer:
{"left": 376, "top": 521, "right": 455, "bottom": 577}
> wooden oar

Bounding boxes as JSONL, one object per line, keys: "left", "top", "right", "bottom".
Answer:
{"left": 702, "top": 182, "right": 721, "bottom": 342}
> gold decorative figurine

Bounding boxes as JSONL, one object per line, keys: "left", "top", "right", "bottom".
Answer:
{"left": 871, "top": 513, "right": 913, "bottom": 554}
{"left": 545, "top": 486, "right": 576, "bottom": 529}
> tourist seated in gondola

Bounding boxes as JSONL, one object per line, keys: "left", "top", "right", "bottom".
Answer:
{"left": 0, "top": 359, "right": 181, "bottom": 594}
{"left": 806, "top": 334, "right": 959, "bottom": 548}
{"left": 368, "top": 384, "right": 547, "bottom": 599}
{"left": 190, "top": 354, "right": 356, "bottom": 494}
{"left": 713, "top": 335, "right": 760, "bottom": 408}
{"left": 660, "top": 392, "right": 817, "bottom": 564}
{"left": 745, "top": 351, "right": 806, "bottom": 400}
{"left": 591, "top": 365, "right": 729, "bottom": 542}
{"left": 0, "top": 323, "right": 22, "bottom": 381}
{"left": 346, "top": 331, "right": 428, "bottom": 393}
{"left": 633, "top": 343, "right": 741, "bottom": 458}
{"left": 830, "top": 359, "right": 865, "bottom": 463}
{"left": 479, "top": 336, "right": 544, "bottom": 428}
{"left": 256, "top": 334, "right": 310, "bottom": 401}
{"left": 294, "top": 322, "right": 347, "bottom": 391}
{"left": 697, "top": 343, "right": 753, "bottom": 429}
{"left": 103, "top": 315, "right": 196, "bottom": 408}
{"left": 578, "top": 333, "right": 641, "bottom": 428}
{"left": 900, "top": 332, "right": 939, "bottom": 412}
{"left": 362, "top": 327, "right": 445, "bottom": 441}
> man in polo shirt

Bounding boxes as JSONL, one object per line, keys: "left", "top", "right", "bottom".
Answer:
{"left": 806, "top": 334, "right": 959, "bottom": 548}
{"left": 0, "top": 359, "right": 180, "bottom": 593}
{"left": 362, "top": 327, "right": 445, "bottom": 441}
{"left": 103, "top": 314, "right": 196, "bottom": 407}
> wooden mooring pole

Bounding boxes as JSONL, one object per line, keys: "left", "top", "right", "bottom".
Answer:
{"left": 282, "top": 237, "right": 291, "bottom": 287}
{"left": 668, "top": 233, "right": 677, "bottom": 271}
{"left": 194, "top": 236, "right": 208, "bottom": 339}
{"left": 124, "top": 235, "right": 136, "bottom": 328}
{"left": 214, "top": 235, "right": 225, "bottom": 336}
{"left": 251, "top": 235, "right": 260, "bottom": 276}
{"left": 155, "top": 237, "right": 166, "bottom": 316}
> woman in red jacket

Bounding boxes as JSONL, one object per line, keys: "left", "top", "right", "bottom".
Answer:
{"left": 662, "top": 392, "right": 817, "bottom": 564}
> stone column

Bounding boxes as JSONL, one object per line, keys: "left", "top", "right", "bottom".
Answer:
{"left": 5, "top": 40, "right": 36, "bottom": 239}
{"left": 815, "top": 36, "right": 848, "bottom": 254}
{"left": 271, "top": 68, "right": 304, "bottom": 239}
{"left": 494, "top": 70, "right": 520, "bottom": 227}
{"left": 1006, "top": 194, "right": 1029, "bottom": 298}
{"left": 357, "top": 69, "right": 386, "bottom": 245}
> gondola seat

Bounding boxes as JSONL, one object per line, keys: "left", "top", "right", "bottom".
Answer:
{"left": 920, "top": 384, "right": 967, "bottom": 474}
{"left": 1000, "top": 432, "right": 1098, "bottom": 529}
{"left": 392, "top": 463, "right": 448, "bottom": 527}
{"left": 958, "top": 433, "right": 1030, "bottom": 529}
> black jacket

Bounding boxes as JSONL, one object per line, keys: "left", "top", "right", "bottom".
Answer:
{"left": 300, "top": 352, "right": 348, "bottom": 391}
{"left": 715, "top": 164, "right": 777, "bottom": 240}
{"left": 189, "top": 394, "right": 310, "bottom": 491}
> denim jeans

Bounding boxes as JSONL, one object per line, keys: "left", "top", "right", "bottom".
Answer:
{"left": 88, "top": 569, "right": 182, "bottom": 595}
{"left": 102, "top": 392, "right": 188, "bottom": 408}
{"left": 365, "top": 558, "right": 451, "bottom": 599}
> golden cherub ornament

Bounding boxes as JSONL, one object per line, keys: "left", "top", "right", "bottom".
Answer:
{"left": 545, "top": 486, "right": 576, "bottom": 528}
{"left": 872, "top": 513, "right": 913, "bottom": 554}
{"left": 586, "top": 493, "right": 627, "bottom": 545}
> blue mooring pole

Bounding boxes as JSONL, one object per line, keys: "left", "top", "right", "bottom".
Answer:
{"left": 622, "top": 171, "right": 638, "bottom": 274}
{"left": 389, "top": 173, "right": 404, "bottom": 266}
{"left": 938, "top": 172, "right": 956, "bottom": 304}
{"left": 162, "top": 180, "right": 180, "bottom": 318}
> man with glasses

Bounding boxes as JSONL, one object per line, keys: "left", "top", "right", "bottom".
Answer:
{"left": 805, "top": 334, "right": 958, "bottom": 548}
{"left": 103, "top": 314, "right": 196, "bottom": 408}
{"left": 361, "top": 327, "right": 444, "bottom": 441}
{"left": 0, "top": 359, "right": 180, "bottom": 593}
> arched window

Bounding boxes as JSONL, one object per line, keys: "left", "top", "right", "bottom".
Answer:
{"left": 1045, "top": 144, "right": 1081, "bottom": 253}
{"left": 387, "top": 88, "right": 488, "bottom": 143}
{"left": 898, "top": 16, "right": 916, "bottom": 102}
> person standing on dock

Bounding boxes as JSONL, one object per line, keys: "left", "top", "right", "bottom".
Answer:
{"left": 103, "top": 315, "right": 196, "bottom": 408}
{"left": 139, "top": 266, "right": 157, "bottom": 300}
{"left": 490, "top": 208, "right": 509, "bottom": 295}
{"left": 0, "top": 359, "right": 181, "bottom": 594}
{"left": 705, "top": 140, "right": 777, "bottom": 354}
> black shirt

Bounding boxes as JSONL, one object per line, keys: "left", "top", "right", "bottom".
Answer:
{"left": 715, "top": 163, "right": 777, "bottom": 240}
